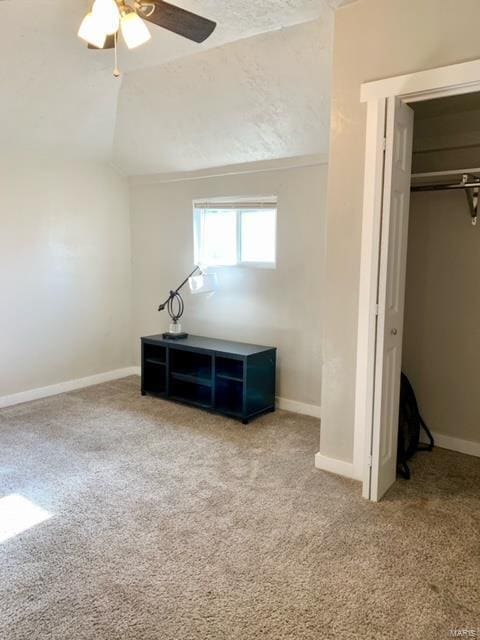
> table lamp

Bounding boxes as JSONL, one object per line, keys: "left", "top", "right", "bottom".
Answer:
{"left": 158, "top": 266, "right": 217, "bottom": 339}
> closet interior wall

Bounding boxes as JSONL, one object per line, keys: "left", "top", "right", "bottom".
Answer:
{"left": 402, "top": 94, "right": 480, "bottom": 451}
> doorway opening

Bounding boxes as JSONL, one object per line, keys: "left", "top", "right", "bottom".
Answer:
{"left": 356, "top": 60, "right": 480, "bottom": 501}
{"left": 404, "top": 91, "right": 480, "bottom": 480}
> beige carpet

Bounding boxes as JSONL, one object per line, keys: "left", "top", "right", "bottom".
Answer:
{"left": 0, "top": 376, "right": 479, "bottom": 639}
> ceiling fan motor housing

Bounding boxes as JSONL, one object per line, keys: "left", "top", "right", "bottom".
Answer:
{"left": 83, "top": 0, "right": 217, "bottom": 50}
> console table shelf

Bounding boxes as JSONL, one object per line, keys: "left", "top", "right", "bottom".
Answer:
{"left": 141, "top": 334, "right": 276, "bottom": 424}
{"left": 170, "top": 371, "right": 212, "bottom": 387}
{"left": 145, "top": 358, "right": 166, "bottom": 366}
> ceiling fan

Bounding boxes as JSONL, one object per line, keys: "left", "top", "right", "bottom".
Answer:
{"left": 79, "top": 0, "right": 216, "bottom": 54}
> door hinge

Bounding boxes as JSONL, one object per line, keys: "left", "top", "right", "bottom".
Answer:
{"left": 382, "top": 137, "right": 387, "bottom": 152}
{"left": 367, "top": 454, "right": 373, "bottom": 468}
{"left": 375, "top": 304, "right": 380, "bottom": 317}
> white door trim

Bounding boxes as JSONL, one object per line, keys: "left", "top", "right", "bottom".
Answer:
{"left": 360, "top": 58, "right": 480, "bottom": 103}
{"left": 355, "top": 58, "right": 480, "bottom": 500}
{"left": 354, "top": 98, "right": 387, "bottom": 494}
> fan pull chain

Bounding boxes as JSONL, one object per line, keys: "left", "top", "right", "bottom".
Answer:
{"left": 113, "top": 31, "right": 121, "bottom": 78}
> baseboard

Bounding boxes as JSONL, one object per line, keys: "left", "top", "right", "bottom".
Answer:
{"left": 276, "top": 397, "right": 321, "bottom": 419}
{"left": 3, "top": 365, "right": 321, "bottom": 420}
{"left": 315, "top": 452, "right": 359, "bottom": 480}
{"left": 0, "top": 367, "right": 139, "bottom": 409}
{"left": 431, "top": 432, "right": 480, "bottom": 458}
{"left": 313, "top": 433, "right": 480, "bottom": 481}
{"left": 126, "top": 372, "right": 320, "bottom": 419}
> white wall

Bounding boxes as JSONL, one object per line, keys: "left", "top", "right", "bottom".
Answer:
{"left": 129, "top": 161, "right": 326, "bottom": 407}
{"left": 0, "top": 161, "right": 132, "bottom": 397}
{"left": 319, "top": 0, "right": 480, "bottom": 465}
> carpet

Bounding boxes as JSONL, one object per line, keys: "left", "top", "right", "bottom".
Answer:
{"left": 0, "top": 376, "right": 479, "bottom": 639}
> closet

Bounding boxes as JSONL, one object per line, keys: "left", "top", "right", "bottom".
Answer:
{"left": 402, "top": 92, "right": 480, "bottom": 459}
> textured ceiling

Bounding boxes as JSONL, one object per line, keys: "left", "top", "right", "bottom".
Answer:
{"left": 114, "top": 20, "right": 331, "bottom": 175}
{"left": 120, "top": 0, "right": 344, "bottom": 71}
{"left": 0, "top": 0, "right": 346, "bottom": 171}
{"left": 0, "top": 0, "right": 119, "bottom": 161}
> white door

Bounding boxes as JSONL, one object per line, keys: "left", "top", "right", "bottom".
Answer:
{"left": 369, "top": 97, "right": 414, "bottom": 501}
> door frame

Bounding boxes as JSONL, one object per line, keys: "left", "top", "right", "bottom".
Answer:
{"left": 355, "top": 59, "right": 480, "bottom": 500}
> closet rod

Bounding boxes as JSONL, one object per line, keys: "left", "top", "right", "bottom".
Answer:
{"left": 411, "top": 181, "right": 480, "bottom": 192}
{"left": 411, "top": 173, "right": 479, "bottom": 226}
{"left": 412, "top": 167, "right": 480, "bottom": 179}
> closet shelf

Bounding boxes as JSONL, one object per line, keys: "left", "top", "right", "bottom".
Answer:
{"left": 411, "top": 169, "right": 480, "bottom": 226}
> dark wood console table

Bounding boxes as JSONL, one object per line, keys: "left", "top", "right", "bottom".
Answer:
{"left": 141, "top": 334, "right": 276, "bottom": 424}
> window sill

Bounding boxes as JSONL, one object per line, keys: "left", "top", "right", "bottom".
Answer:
{"left": 201, "top": 262, "right": 276, "bottom": 270}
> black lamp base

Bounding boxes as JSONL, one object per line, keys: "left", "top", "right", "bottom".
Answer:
{"left": 162, "top": 332, "right": 189, "bottom": 340}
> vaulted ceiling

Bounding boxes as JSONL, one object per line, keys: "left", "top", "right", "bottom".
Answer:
{"left": 0, "top": 0, "right": 350, "bottom": 174}
{"left": 113, "top": 19, "right": 331, "bottom": 174}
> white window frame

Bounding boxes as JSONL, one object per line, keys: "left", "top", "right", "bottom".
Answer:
{"left": 193, "top": 199, "right": 277, "bottom": 269}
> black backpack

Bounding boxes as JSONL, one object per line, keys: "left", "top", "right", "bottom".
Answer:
{"left": 397, "top": 373, "right": 434, "bottom": 479}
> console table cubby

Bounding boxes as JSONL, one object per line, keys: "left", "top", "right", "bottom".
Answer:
{"left": 141, "top": 334, "right": 276, "bottom": 424}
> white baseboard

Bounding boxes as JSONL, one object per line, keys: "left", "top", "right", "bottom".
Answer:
{"left": 0, "top": 366, "right": 322, "bottom": 424}
{"left": 315, "top": 452, "right": 359, "bottom": 480}
{"left": 276, "top": 397, "right": 321, "bottom": 419}
{"left": 123, "top": 372, "right": 321, "bottom": 420}
{"left": 431, "top": 432, "right": 480, "bottom": 458}
{"left": 0, "top": 367, "right": 139, "bottom": 409}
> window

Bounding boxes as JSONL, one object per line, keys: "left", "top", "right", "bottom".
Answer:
{"left": 193, "top": 199, "right": 277, "bottom": 268}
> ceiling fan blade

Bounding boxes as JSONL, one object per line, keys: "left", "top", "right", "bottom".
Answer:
{"left": 88, "top": 34, "right": 116, "bottom": 50}
{"left": 138, "top": 1, "right": 216, "bottom": 43}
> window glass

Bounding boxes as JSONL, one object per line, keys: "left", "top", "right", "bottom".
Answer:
{"left": 193, "top": 202, "right": 277, "bottom": 268}
{"left": 240, "top": 209, "right": 276, "bottom": 264}
{"left": 197, "top": 209, "right": 237, "bottom": 266}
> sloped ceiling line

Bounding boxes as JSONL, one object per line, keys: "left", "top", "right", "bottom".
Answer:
{"left": 0, "top": 0, "right": 344, "bottom": 174}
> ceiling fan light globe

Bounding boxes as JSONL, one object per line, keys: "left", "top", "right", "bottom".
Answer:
{"left": 92, "top": 0, "right": 120, "bottom": 36}
{"left": 121, "top": 12, "right": 151, "bottom": 49}
{"left": 78, "top": 12, "right": 107, "bottom": 49}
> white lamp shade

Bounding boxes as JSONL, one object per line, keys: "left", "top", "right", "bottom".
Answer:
{"left": 189, "top": 273, "right": 218, "bottom": 295}
{"left": 92, "top": 0, "right": 120, "bottom": 36}
{"left": 78, "top": 12, "right": 107, "bottom": 49}
{"left": 121, "top": 12, "right": 151, "bottom": 49}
